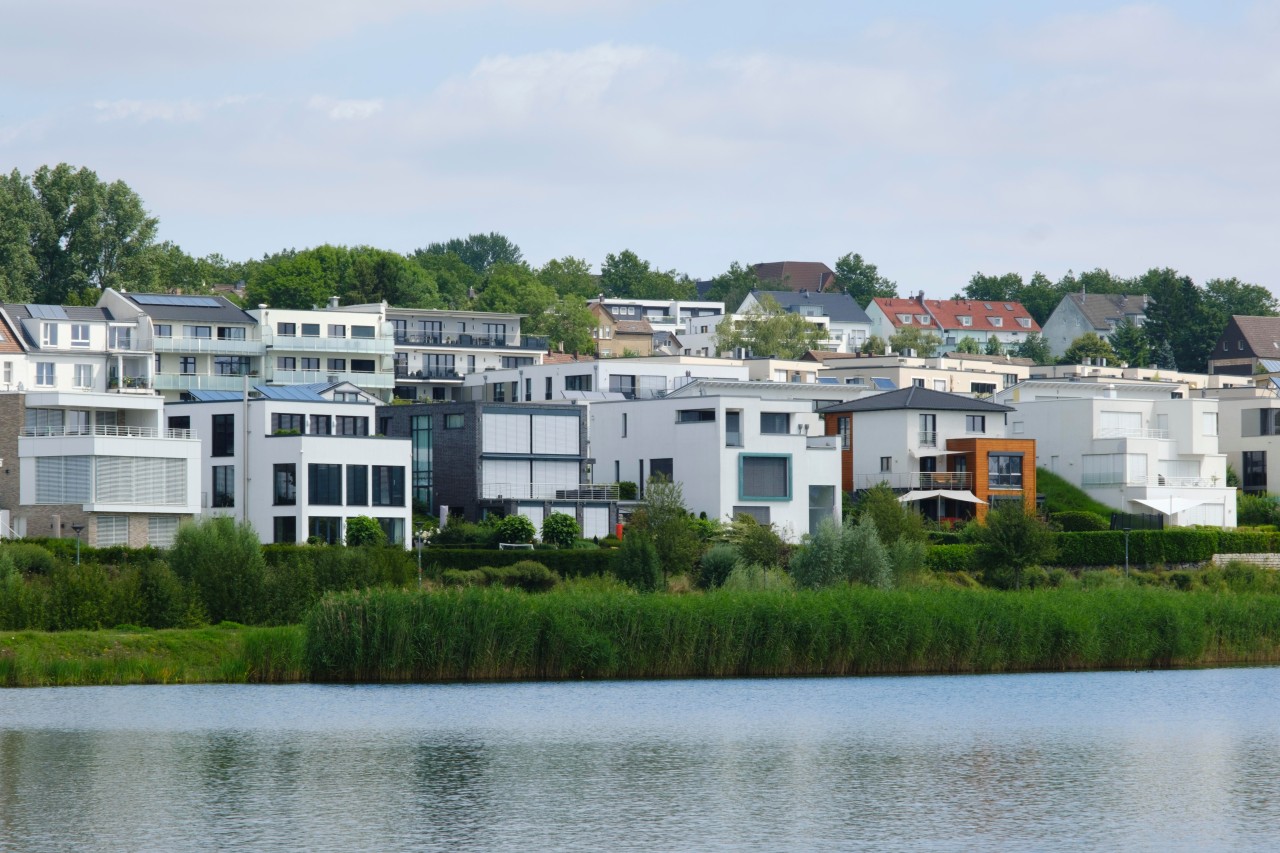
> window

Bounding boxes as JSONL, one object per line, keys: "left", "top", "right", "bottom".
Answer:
{"left": 377, "top": 518, "right": 406, "bottom": 546}
{"left": 73, "top": 364, "right": 93, "bottom": 388}
{"left": 310, "top": 415, "right": 332, "bottom": 435}
{"left": 565, "top": 375, "right": 592, "bottom": 391}
{"left": 214, "top": 356, "right": 250, "bottom": 376}
{"left": 273, "top": 464, "right": 296, "bottom": 505}
{"left": 1243, "top": 450, "right": 1268, "bottom": 493}
{"left": 36, "top": 362, "right": 54, "bottom": 386}
{"left": 277, "top": 323, "right": 296, "bottom": 337}
{"left": 913, "top": 378, "right": 925, "bottom": 388}
{"left": 1203, "top": 412, "right": 1218, "bottom": 436}
{"left": 212, "top": 414, "right": 234, "bottom": 457}
{"left": 346, "top": 465, "right": 368, "bottom": 505}
{"left": 1017, "top": 317, "right": 1032, "bottom": 328}
{"left": 1012, "top": 421, "right": 1025, "bottom": 434}
{"left": 933, "top": 380, "right": 947, "bottom": 391}
{"left": 155, "top": 324, "right": 172, "bottom": 338}
{"left": 96, "top": 516, "right": 128, "bottom": 547}
{"left": 3, "top": 362, "right": 10, "bottom": 384}
{"left": 959, "top": 316, "right": 972, "bottom": 326}
{"left": 212, "top": 465, "right": 235, "bottom": 507}
{"left": 621, "top": 413, "right": 627, "bottom": 437}
{"left": 42, "top": 323, "right": 58, "bottom": 346}
{"left": 836, "top": 416, "right": 850, "bottom": 450}
{"left": 302, "top": 323, "right": 320, "bottom": 337}
{"left": 308, "top": 516, "right": 341, "bottom": 545}
{"left": 493, "top": 383, "right": 505, "bottom": 402}
{"left": 334, "top": 392, "right": 361, "bottom": 402}
{"left": 148, "top": 516, "right": 178, "bottom": 548}
{"left": 445, "top": 414, "right": 464, "bottom": 429}
{"left": 351, "top": 359, "right": 375, "bottom": 373}
{"left": 970, "top": 382, "right": 996, "bottom": 395}
{"left": 545, "top": 377, "right": 553, "bottom": 400}
{"left": 272, "top": 413, "right": 304, "bottom": 434}
{"left": 372, "top": 466, "right": 405, "bottom": 506}
{"left": 988, "top": 317, "right": 1003, "bottom": 327}
{"left": 760, "top": 412, "right": 790, "bottom": 434}
{"left": 502, "top": 356, "right": 535, "bottom": 369}
{"left": 412, "top": 414, "right": 433, "bottom": 508}
{"left": 919, "top": 413, "right": 936, "bottom": 446}
{"left": 378, "top": 416, "right": 392, "bottom": 436}
{"left": 916, "top": 315, "right": 930, "bottom": 324}
{"left": 328, "top": 358, "right": 347, "bottom": 372}
{"left": 352, "top": 325, "right": 375, "bottom": 339}
{"left": 154, "top": 353, "right": 162, "bottom": 373}
{"left": 168, "top": 416, "right": 190, "bottom": 430}
{"left": 184, "top": 325, "right": 211, "bottom": 339}
{"left": 989, "top": 454, "right": 1023, "bottom": 488}
{"left": 726, "top": 411, "right": 743, "bottom": 447}
{"left": 277, "top": 356, "right": 296, "bottom": 370}
{"left": 35, "top": 456, "right": 91, "bottom": 503}
{"left": 1239, "top": 340, "right": 1245, "bottom": 351}
{"left": 880, "top": 456, "right": 892, "bottom": 473}
{"left": 218, "top": 327, "right": 246, "bottom": 341}
{"left": 966, "top": 415, "right": 986, "bottom": 433}
{"left": 309, "top": 464, "right": 343, "bottom": 504}
{"left": 180, "top": 357, "right": 196, "bottom": 374}
{"left": 274, "top": 516, "right": 297, "bottom": 544}
{"left": 328, "top": 324, "right": 346, "bottom": 338}
{"left": 733, "top": 506, "right": 771, "bottom": 524}
{"left": 896, "top": 314, "right": 913, "bottom": 324}
{"left": 649, "top": 458, "right": 674, "bottom": 482}
{"left": 809, "top": 485, "right": 836, "bottom": 536}
{"left": 299, "top": 357, "right": 319, "bottom": 371}
{"left": 677, "top": 409, "right": 715, "bottom": 424}
{"left": 336, "top": 416, "right": 369, "bottom": 436}
{"left": 71, "top": 324, "right": 90, "bottom": 347}
{"left": 740, "top": 455, "right": 790, "bottom": 500}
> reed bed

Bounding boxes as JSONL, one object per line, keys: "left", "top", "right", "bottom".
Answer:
{"left": 0, "top": 624, "right": 306, "bottom": 687}
{"left": 305, "top": 585, "right": 1280, "bottom": 682}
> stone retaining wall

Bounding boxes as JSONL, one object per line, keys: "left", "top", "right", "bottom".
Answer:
{"left": 1211, "top": 553, "right": 1280, "bottom": 569}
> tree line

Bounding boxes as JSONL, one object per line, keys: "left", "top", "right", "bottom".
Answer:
{"left": 2, "top": 163, "right": 1273, "bottom": 367}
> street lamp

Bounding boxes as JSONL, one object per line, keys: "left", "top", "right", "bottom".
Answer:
{"left": 70, "top": 524, "right": 85, "bottom": 566}
{"left": 1123, "top": 527, "right": 1132, "bottom": 577}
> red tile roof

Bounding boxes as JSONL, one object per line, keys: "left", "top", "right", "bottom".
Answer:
{"left": 871, "top": 297, "right": 1040, "bottom": 333}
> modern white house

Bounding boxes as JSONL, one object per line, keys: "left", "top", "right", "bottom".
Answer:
{"left": 252, "top": 301, "right": 397, "bottom": 401}
{"left": 586, "top": 297, "right": 723, "bottom": 337}
{"left": 866, "top": 296, "right": 1040, "bottom": 354}
{"left": 590, "top": 391, "right": 843, "bottom": 540}
{"left": 995, "top": 378, "right": 1235, "bottom": 527}
{"left": 167, "top": 382, "right": 412, "bottom": 546}
{"left": 1041, "top": 293, "right": 1149, "bottom": 359}
{"left": 461, "top": 355, "right": 751, "bottom": 402}
{"left": 816, "top": 352, "right": 1033, "bottom": 397}
{"left": 1203, "top": 385, "right": 1280, "bottom": 496}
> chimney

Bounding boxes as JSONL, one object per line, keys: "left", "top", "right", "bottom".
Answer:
{"left": 917, "top": 290, "right": 926, "bottom": 306}
{"left": 327, "top": 296, "right": 339, "bottom": 309}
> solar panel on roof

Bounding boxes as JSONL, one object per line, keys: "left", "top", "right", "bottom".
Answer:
{"left": 1260, "top": 359, "right": 1280, "bottom": 374}
{"left": 130, "top": 294, "right": 222, "bottom": 307}
{"left": 26, "top": 304, "right": 69, "bottom": 320}
{"left": 872, "top": 378, "right": 897, "bottom": 390}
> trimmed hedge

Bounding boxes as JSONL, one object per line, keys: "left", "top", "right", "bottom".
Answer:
{"left": 925, "top": 544, "right": 977, "bottom": 573}
{"left": 422, "top": 547, "right": 617, "bottom": 579}
{"left": 1053, "top": 529, "right": 1219, "bottom": 567}
{"left": 1051, "top": 511, "right": 1108, "bottom": 532}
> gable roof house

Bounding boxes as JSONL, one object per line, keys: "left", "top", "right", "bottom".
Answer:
{"left": 591, "top": 303, "right": 655, "bottom": 357}
{"left": 866, "top": 295, "right": 1040, "bottom": 355}
{"left": 752, "top": 261, "right": 838, "bottom": 293}
{"left": 1041, "top": 293, "right": 1149, "bottom": 359}
{"left": 1208, "top": 316, "right": 1280, "bottom": 376}
{"left": 737, "top": 290, "right": 872, "bottom": 354}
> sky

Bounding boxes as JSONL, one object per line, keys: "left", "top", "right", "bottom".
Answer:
{"left": 3, "top": 0, "right": 1279, "bottom": 295}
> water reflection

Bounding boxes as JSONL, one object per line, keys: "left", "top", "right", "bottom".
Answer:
{"left": 1, "top": 670, "right": 1279, "bottom": 852}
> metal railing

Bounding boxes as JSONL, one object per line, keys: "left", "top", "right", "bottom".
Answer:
{"left": 394, "top": 331, "right": 549, "bottom": 350}
{"left": 395, "top": 367, "right": 462, "bottom": 380}
{"left": 264, "top": 334, "right": 393, "bottom": 354}
{"left": 480, "top": 482, "right": 619, "bottom": 501}
{"left": 107, "top": 376, "right": 153, "bottom": 391}
{"left": 1128, "top": 475, "right": 1220, "bottom": 488}
{"left": 806, "top": 435, "right": 840, "bottom": 449}
{"left": 21, "top": 424, "right": 194, "bottom": 440}
{"left": 1095, "top": 427, "right": 1170, "bottom": 440}
{"left": 855, "top": 472, "right": 975, "bottom": 490}
{"left": 918, "top": 430, "right": 937, "bottom": 447}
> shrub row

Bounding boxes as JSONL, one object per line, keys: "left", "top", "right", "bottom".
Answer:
{"left": 305, "top": 584, "right": 1280, "bottom": 681}
{"left": 421, "top": 547, "right": 616, "bottom": 578}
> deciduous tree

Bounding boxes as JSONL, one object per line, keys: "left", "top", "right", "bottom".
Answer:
{"left": 834, "top": 252, "right": 896, "bottom": 307}
{"left": 418, "top": 232, "right": 522, "bottom": 275}
{"left": 1108, "top": 317, "right": 1148, "bottom": 367}
{"left": 715, "top": 294, "right": 823, "bottom": 358}
{"left": 888, "top": 325, "right": 942, "bottom": 357}
{"left": 1062, "top": 332, "right": 1117, "bottom": 365}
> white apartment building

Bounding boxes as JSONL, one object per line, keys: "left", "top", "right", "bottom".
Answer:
{"left": 590, "top": 393, "right": 841, "bottom": 541}
{"left": 995, "top": 379, "right": 1235, "bottom": 527}
{"left": 1203, "top": 385, "right": 1280, "bottom": 496}
{"left": 168, "top": 382, "right": 412, "bottom": 546}
{"left": 253, "top": 301, "right": 397, "bottom": 400}
{"left": 462, "top": 355, "right": 751, "bottom": 402}
{"left": 4, "top": 302, "right": 153, "bottom": 394}
{"left": 817, "top": 353, "right": 1033, "bottom": 397}
{"left": 587, "top": 297, "right": 723, "bottom": 337}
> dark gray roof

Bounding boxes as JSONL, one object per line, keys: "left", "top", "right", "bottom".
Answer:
{"left": 818, "top": 386, "right": 1013, "bottom": 414}
{"left": 5, "top": 304, "right": 115, "bottom": 322}
{"left": 1064, "top": 293, "right": 1148, "bottom": 330}
{"left": 118, "top": 292, "right": 255, "bottom": 324}
{"left": 747, "top": 290, "right": 871, "bottom": 324}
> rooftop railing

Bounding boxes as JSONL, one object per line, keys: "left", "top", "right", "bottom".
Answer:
{"left": 1095, "top": 427, "right": 1171, "bottom": 440}
{"left": 21, "top": 424, "right": 194, "bottom": 440}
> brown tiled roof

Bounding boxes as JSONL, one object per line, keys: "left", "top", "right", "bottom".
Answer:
{"left": 613, "top": 319, "right": 654, "bottom": 335}
{"left": 1228, "top": 315, "right": 1280, "bottom": 357}
{"left": 753, "top": 261, "right": 837, "bottom": 293}
{"left": 1066, "top": 293, "right": 1148, "bottom": 331}
{"left": 872, "top": 297, "right": 1040, "bottom": 333}
{"left": 0, "top": 309, "right": 25, "bottom": 354}
{"left": 543, "top": 352, "right": 596, "bottom": 364}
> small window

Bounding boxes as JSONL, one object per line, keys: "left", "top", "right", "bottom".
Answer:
{"left": 36, "top": 362, "right": 54, "bottom": 386}
{"left": 896, "top": 314, "right": 913, "bottom": 324}
{"left": 1239, "top": 340, "right": 1245, "bottom": 351}
{"left": 1017, "top": 318, "right": 1032, "bottom": 328}
{"left": 277, "top": 323, "right": 296, "bottom": 337}
{"left": 760, "top": 412, "right": 790, "bottom": 434}
{"left": 336, "top": 416, "right": 368, "bottom": 436}
{"left": 966, "top": 415, "right": 986, "bottom": 433}
{"left": 212, "top": 414, "right": 235, "bottom": 457}
{"left": 301, "top": 357, "right": 319, "bottom": 371}
{"left": 155, "top": 324, "right": 172, "bottom": 338}
{"left": 271, "top": 413, "right": 304, "bottom": 434}
{"left": 346, "top": 465, "right": 368, "bottom": 506}
{"left": 310, "top": 415, "right": 332, "bottom": 435}
{"left": 880, "top": 456, "right": 892, "bottom": 473}
{"left": 445, "top": 413, "right": 464, "bottom": 429}
{"left": 621, "top": 413, "right": 628, "bottom": 437}
{"left": 959, "top": 316, "right": 972, "bottom": 326}
{"left": 328, "top": 358, "right": 346, "bottom": 371}
{"left": 352, "top": 325, "right": 376, "bottom": 338}
{"left": 180, "top": 357, "right": 196, "bottom": 374}
{"left": 301, "top": 323, "right": 320, "bottom": 337}
{"left": 676, "top": 409, "right": 716, "bottom": 424}
{"left": 218, "top": 327, "right": 246, "bottom": 341}
{"left": 726, "top": 411, "right": 743, "bottom": 446}
{"left": 42, "top": 324, "right": 59, "bottom": 347}
{"left": 328, "top": 324, "right": 346, "bottom": 338}
{"left": 988, "top": 317, "right": 1003, "bottom": 327}
{"left": 184, "top": 325, "right": 211, "bottom": 339}
{"left": 273, "top": 464, "right": 296, "bottom": 505}
{"left": 274, "top": 516, "right": 297, "bottom": 544}
{"left": 740, "top": 455, "right": 790, "bottom": 499}
{"left": 212, "top": 465, "right": 235, "bottom": 507}
{"left": 70, "top": 324, "right": 90, "bottom": 347}
{"left": 73, "top": 364, "right": 93, "bottom": 388}
{"left": 277, "top": 356, "right": 296, "bottom": 370}
{"left": 1013, "top": 421, "right": 1024, "bottom": 434}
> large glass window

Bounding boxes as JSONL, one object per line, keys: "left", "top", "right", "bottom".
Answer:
{"left": 1243, "top": 450, "right": 1268, "bottom": 493}
{"left": 564, "top": 375, "right": 592, "bottom": 392}
{"left": 677, "top": 409, "right": 715, "bottom": 424}
{"left": 273, "top": 463, "right": 296, "bottom": 505}
{"left": 377, "top": 517, "right": 405, "bottom": 546}
{"left": 918, "top": 414, "right": 937, "bottom": 447}
{"left": 273, "top": 516, "right": 296, "bottom": 544}
{"left": 308, "top": 516, "right": 341, "bottom": 544}
{"left": 301, "top": 323, "right": 320, "bottom": 337}
{"left": 310, "top": 415, "right": 332, "bottom": 435}
{"left": 212, "top": 465, "right": 235, "bottom": 507}
{"left": 184, "top": 325, "right": 211, "bottom": 339}
{"left": 352, "top": 325, "right": 375, "bottom": 339}
{"left": 740, "top": 455, "right": 790, "bottom": 500}
{"left": 301, "top": 357, "right": 320, "bottom": 371}
{"left": 351, "top": 359, "right": 375, "bottom": 373}
{"left": 336, "top": 416, "right": 368, "bottom": 436}
{"left": 218, "top": 327, "right": 246, "bottom": 341}
{"left": 988, "top": 454, "right": 1023, "bottom": 489}
{"left": 346, "top": 465, "right": 368, "bottom": 506}
{"left": 412, "top": 414, "right": 433, "bottom": 509}
{"left": 649, "top": 458, "right": 674, "bottom": 482}
{"left": 309, "top": 464, "right": 343, "bottom": 505}
{"left": 760, "top": 412, "right": 790, "bottom": 434}
{"left": 214, "top": 356, "right": 250, "bottom": 376}
{"left": 277, "top": 323, "right": 296, "bottom": 337}
{"left": 372, "top": 466, "right": 405, "bottom": 506}
{"left": 212, "top": 414, "right": 234, "bottom": 457}
{"left": 271, "top": 413, "right": 304, "bottom": 434}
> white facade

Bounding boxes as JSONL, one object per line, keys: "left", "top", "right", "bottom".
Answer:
{"left": 252, "top": 305, "right": 397, "bottom": 399}
{"left": 169, "top": 385, "right": 412, "bottom": 546}
{"left": 587, "top": 298, "right": 723, "bottom": 336}
{"left": 1206, "top": 387, "right": 1280, "bottom": 497}
{"left": 996, "top": 379, "right": 1235, "bottom": 527}
{"left": 590, "top": 395, "right": 841, "bottom": 541}
{"left": 462, "top": 355, "right": 751, "bottom": 402}
{"left": 818, "top": 354, "right": 1031, "bottom": 397}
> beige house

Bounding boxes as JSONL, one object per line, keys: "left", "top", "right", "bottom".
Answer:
{"left": 817, "top": 352, "right": 1034, "bottom": 397}
{"left": 591, "top": 304, "right": 654, "bottom": 357}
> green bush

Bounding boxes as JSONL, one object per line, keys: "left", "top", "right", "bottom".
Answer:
{"left": 1053, "top": 529, "right": 1218, "bottom": 567}
{"left": 1237, "top": 492, "right": 1280, "bottom": 527}
{"left": 973, "top": 507, "right": 1057, "bottom": 590}
{"left": 442, "top": 568, "right": 487, "bottom": 587}
{"left": 788, "top": 520, "right": 845, "bottom": 590}
{"left": 495, "top": 514, "right": 537, "bottom": 545}
{"left": 421, "top": 547, "right": 615, "bottom": 578}
{"left": 169, "top": 517, "right": 265, "bottom": 624}
{"left": 3, "top": 543, "right": 60, "bottom": 575}
{"left": 721, "top": 563, "right": 793, "bottom": 591}
{"left": 615, "top": 531, "right": 661, "bottom": 591}
{"left": 541, "top": 513, "right": 581, "bottom": 549}
{"left": 925, "top": 544, "right": 977, "bottom": 573}
{"left": 618, "top": 481, "right": 638, "bottom": 500}
{"left": 482, "top": 560, "right": 560, "bottom": 592}
{"left": 344, "top": 516, "right": 386, "bottom": 547}
{"left": 46, "top": 562, "right": 112, "bottom": 630}
{"left": 697, "top": 544, "right": 740, "bottom": 590}
{"left": 724, "top": 515, "right": 788, "bottom": 570}
{"left": 433, "top": 519, "right": 490, "bottom": 547}
{"left": 1052, "top": 511, "right": 1109, "bottom": 532}
{"left": 124, "top": 560, "right": 193, "bottom": 629}
{"left": 261, "top": 552, "right": 319, "bottom": 625}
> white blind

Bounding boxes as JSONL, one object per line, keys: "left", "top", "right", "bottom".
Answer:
{"left": 1082, "top": 454, "right": 1123, "bottom": 485}
{"left": 741, "top": 456, "right": 788, "bottom": 499}
{"left": 582, "top": 505, "right": 609, "bottom": 538}
{"left": 96, "top": 515, "right": 128, "bottom": 546}
{"left": 532, "top": 460, "right": 577, "bottom": 487}
{"left": 35, "top": 456, "right": 91, "bottom": 503}
{"left": 147, "top": 516, "right": 179, "bottom": 547}
{"left": 96, "top": 457, "right": 187, "bottom": 506}
{"left": 482, "top": 414, "right": 531, "bottom": 454}
{"left": 531, "top": 415, "right": 578, "bottom": 455}
{"left": 1100, "top": 411, "right": 1142, "bottom": 431}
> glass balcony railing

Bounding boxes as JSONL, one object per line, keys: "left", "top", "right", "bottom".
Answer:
{"left": 393, "top": 331, "right": 548, "bottom": 350}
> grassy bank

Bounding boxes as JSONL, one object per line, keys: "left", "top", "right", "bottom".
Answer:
{"left": 0, "top": 623, "right": 306, "bottom": 687}
{"left": 305, "top": 585, "right": 1280, "bottom": 682}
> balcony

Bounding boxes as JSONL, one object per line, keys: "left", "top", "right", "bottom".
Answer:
{"left": 1095, "top": 427, "right": 1171, "bottom": 440}
{"left": 153, "top": 336, "right": 262, "bottom": 356}
{"left": 854, "top": 472, "right": 976, "bottom": 491}
{"left": 479, "top": 482, "right": 619, "bottom": 501}
{"left": 395, "top": 367, "right": 463, "bottom": 382}
{"left": 107, "top": 375, "right": 154, "bottom": 393}
{"left": 918, "top": 430, "right": 937, "bottom": 447}
{"left": 268, "top": 369, "right": 394, "bottom": 389}
{"left": 21, "top": 424, "right": 193, "bottom": 440}
{"left": 1127, "top": 475, "right": 1222, "bottom": 488}
{"left": 153, "top": 373, "right": 258, "bottom": 392}
{"left": 393, "top": 331, "right": 548, "bottom": 351}
{"left": 264, "top": 331, "right": 393, "bottom": 355}
{"left": 806, "top": 436, "right": 840, "bottom": 449}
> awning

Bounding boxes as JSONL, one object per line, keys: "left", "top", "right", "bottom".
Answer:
{"left": 1131, "top": 497, "right": 1205, "bottom": 516}
{"left": 898, "top": 490, "right": 987, "bottom": 505}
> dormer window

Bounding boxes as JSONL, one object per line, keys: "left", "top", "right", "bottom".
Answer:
{"left": 896, "top": 314, "right": 913, "bottom": 324}
{"left": 988, "top": 317, "right": 1003, "bottom": 327}
{"left": 1017, "top": 317, "right": 1032, "bottom": 328}
{"left": 916, "top": 315, "right": 930, "bottom": 324}
{"left": 959, "top": 316, "right": 973, "bottom": 326}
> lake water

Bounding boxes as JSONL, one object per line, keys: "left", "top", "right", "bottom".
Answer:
{"left": 3, "top": 669, "right": 1280, "bottom": 851}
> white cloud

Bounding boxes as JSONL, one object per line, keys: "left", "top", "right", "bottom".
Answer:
{"left": 307, "top": 96, "right": 384, "bottom": 121}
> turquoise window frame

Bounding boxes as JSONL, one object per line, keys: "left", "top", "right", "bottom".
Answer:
{"left": 738, "top": 452, "right": 792, "bottom": 502}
